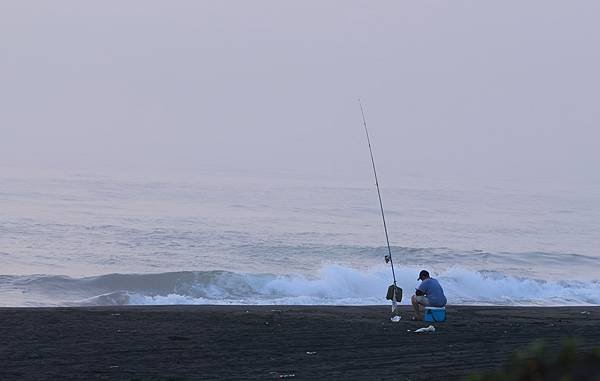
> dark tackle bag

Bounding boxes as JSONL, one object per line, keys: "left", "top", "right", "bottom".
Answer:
{"left": 385, "top": 285, "right": 402, "bottom": 302}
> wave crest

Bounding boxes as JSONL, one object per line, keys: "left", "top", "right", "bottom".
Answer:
{"left": 2, "top": 265, "right": 598, "bottom": 307}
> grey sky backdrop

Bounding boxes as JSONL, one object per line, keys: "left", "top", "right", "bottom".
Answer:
{"left": 1, "top": 1, "right": 599, "bottom": 187}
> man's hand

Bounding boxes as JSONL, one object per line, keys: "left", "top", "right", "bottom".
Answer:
{"left": 415, "top": 289, "right": 425, "bottom": 296}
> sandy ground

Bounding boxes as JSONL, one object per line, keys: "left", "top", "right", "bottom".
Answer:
{"left": 0, "top": 305, "right": 599, "bottom": 380}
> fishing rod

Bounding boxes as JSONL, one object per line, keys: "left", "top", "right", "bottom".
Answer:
{"left": 359, "top": 100, "right": 400, "bottom": 309}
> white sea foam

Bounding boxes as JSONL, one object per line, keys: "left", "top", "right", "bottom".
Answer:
{"left": 2, "top": 265, "right": 598, "bottom": 307}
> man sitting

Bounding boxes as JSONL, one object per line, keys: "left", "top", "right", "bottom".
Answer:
{"left": 411, "top": 270, "right": 447, "bottom": 320}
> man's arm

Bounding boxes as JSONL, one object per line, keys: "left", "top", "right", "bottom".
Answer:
{"left": 416, "top": 280, "right": 429, "bottom": 296}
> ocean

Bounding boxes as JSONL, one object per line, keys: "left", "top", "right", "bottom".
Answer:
{"left": 1, "top": 170, "right": 599, "bottom": 307}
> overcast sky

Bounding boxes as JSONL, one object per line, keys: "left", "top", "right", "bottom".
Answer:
{"left": 1, "top": 1, "right": 599, "bottom": 187}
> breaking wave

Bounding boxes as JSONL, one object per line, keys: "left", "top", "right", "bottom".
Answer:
{"left": 2, "top": 265, "right": 599, "bottom": 307}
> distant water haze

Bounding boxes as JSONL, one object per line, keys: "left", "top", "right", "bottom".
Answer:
{"left": 1, "top": 1, "right": 599, "bottom": 187}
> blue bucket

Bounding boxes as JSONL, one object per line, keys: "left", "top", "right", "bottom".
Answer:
{"left": 423, "top": 306, "right": 446, "bottom": 322}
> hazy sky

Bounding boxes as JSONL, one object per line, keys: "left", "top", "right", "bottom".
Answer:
{"left": 1, "top": 1, "right": 599, "bottom": 186}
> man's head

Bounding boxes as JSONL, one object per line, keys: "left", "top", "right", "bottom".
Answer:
{"left": 417, "top": 270, "right": 430, "bottom": 281}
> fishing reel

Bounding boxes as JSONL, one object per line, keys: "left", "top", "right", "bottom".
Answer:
{"left": 384, "top": 255, "right": 390, "bottom": 264}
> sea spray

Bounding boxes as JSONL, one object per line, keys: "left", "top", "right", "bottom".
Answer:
{"left": 1, "top": 265, "right": 599, "bottom": 307}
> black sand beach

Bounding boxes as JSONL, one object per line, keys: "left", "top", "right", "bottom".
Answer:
{"left": 1, "top": 305, "right": 599, "bottom": 380}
